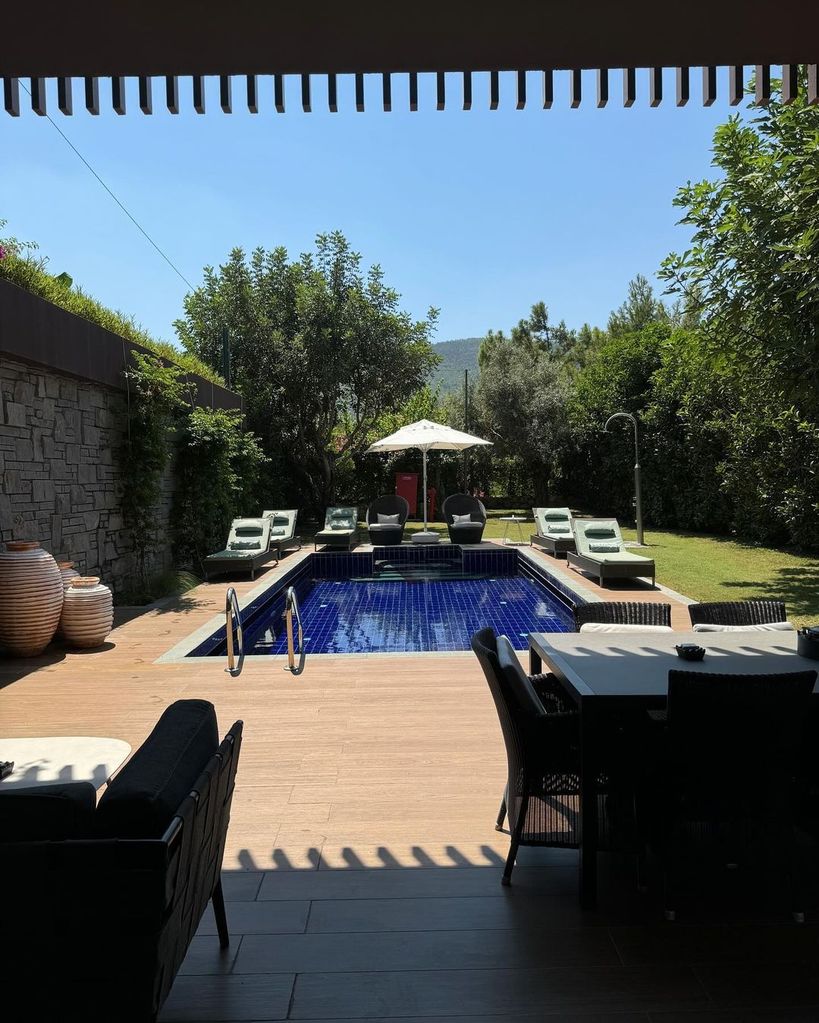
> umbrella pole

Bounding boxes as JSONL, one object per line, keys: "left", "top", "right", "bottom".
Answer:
{"left": 422, "top": 448, "right": 428, "bottom": 532}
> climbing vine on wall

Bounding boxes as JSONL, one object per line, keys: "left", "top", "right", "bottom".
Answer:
{"left": 120, "top": 352, "right": 187, "bottom": 585}
{"left": 120, "top": 352, "right": 265, "bottom": 589}
{"left": 172, "top": 407, "right": 267, "bottom": 572}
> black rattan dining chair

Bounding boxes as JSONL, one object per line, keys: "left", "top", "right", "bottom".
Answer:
{"left": 574, "top": 601, "right": 672, "bottom": 631}
{"left": 471, "top": 627, "right": 580, "bottom": 885}
{"left": 687, "top": 599, "right": 787, "bottom": 628}
{"left": 645, "top": 668, "right": 817, "bottom": 922}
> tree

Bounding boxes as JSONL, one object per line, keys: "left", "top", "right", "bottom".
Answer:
{"left": 476, "top": 309, "right": 571, "bottom": 501}
{"left": 175, "top": 232, "right": 439, "bottom": 511}
{"left": 607, "top": 274, "right": 668, "bottom": 337}
{"left": 659, "top": 69, "right": 819, "bottom": 413}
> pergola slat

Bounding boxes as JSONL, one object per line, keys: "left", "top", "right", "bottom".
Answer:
{"left": 489, "top": 70, "right": 499, "bottom": 109}
{"left": 220, "top": 75, "right": 232, "bottom": 113}
{"left": 31, "top": 77, "right": 46, "bottom": 115}
{"left": 781, "top": 64, "right": 798, "bottom": 104}
{"left": 166, "top": 75, "right": 179, "bottom": 113}
{"left": 355, "top": 73, "right": 364, "bottom": 112}
{"left": 755, "top": 64, "right": 771, "bottom": 105}
{"left": 327, "top": 73, "right": 337, "bottom": 112}
{"left": 58, "top": 77, "right": 73, "bottom": 115}
{"left": 274, "top": 73, "right": 285, "bottom": 113}
{"left": 809, "top": 65, "right": 819, "bottom": 105}
{"left": 597, "top": 68, "right": 608, "bottom": 107}
{"left": 382, "top": 72, "right": 391, "bottom": 112}
{"left": 112, "top": 77, "right": 126, "bottom": 115}
{"left": 437, "top": 71, "right": 445, "bottom": 110}
{"left": 193, "top": 75, "right": 205, "bottom": 113}
{"left": 463, "top": 70, "right": 472, "bottom": 110}
{"left": 139, "top": 76, "right": 152, "bottom": 114}
{"left": 702, "top": 65, "right": 716, "bottom": 106}
{"left": 246, "top": 74, "right": 258, "bottom": 113}
{"left": 85, "top": 76, "right": 99, "bottom": 114}
{"left": 649, "top": 66, "right": 662, "bottom": 106}
{"left": 409, "top": 72, "right": 418, "bottom": 111}
{"left": 542, "top": 69, "right": 553, "bottom": 108}
{"left": 4, "top": 77, "right": 20, "bottom": 116}
{"left": 623, "top": 67, "right": 635, "bottom": 107}
{"left": 676, "top": 66, "right": 690, "bottom": 106}
{"left": 729, "top": 65, "right": 744, "bottom": 105}
{"left": 570, "top": 68, "right": 581, "bottom": 108}
{"left": 300, "top": 73, "right": 310, "bottom": 112}
{"left": 516, "top": 70, "right": 526, "bottom": 109}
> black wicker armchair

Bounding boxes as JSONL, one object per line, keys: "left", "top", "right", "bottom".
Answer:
{"left": 687, "top": 599, "right": 787, "bottom": 627}
{"left": 471, "top": 627, "right": 580, "bottom": 884}
{"left": 574, "top": 601, "right": 672, "bottom": 631}
{"left": 366, "top": 494, "right": 410, "bottom": 545}
{"left": 643, "top": 669, "right": 816, "bottom": 921}
{"left": 443, "top": 493, "right": 487, "bottom": 544}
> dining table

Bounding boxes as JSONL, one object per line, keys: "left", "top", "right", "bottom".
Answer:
{"left": 526, "top": 629, "right": 818, "bottom": 909}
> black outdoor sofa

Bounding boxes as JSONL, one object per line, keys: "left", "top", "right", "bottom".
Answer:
{"left": 0, "top": 700, "right": 242, "bottom": 1022}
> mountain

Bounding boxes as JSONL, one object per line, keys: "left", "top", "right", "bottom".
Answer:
{"left": 429, "top": 337, "right": 482, "bottom": 395}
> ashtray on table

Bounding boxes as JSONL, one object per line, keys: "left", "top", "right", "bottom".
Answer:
{"left": 675, "top": 643, "right": 706, "bottom": 662}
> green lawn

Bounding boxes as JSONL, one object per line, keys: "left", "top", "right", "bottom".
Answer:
{"left": 405, "top": 511, "right": 819, "bottom": 628}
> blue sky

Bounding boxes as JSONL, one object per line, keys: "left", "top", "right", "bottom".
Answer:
{"left": 1, "top": 70, "right": 735, "bottom": 346}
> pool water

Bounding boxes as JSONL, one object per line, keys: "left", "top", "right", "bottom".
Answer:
{"left": 245, "top": 575, "right": 572, "bottom": 655}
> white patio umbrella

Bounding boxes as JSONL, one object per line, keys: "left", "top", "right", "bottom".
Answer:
{"left": 365, "top": 419, "right": 492, "bottom": 536}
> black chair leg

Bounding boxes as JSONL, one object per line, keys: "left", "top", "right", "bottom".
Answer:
{"left": 502, "top": 839, "right": 518, "bottom": 886}
{"left": 212, "top": 878, "right": 230, "bottom": 948}
{"left": 495, "top": 796, "right": 506, "bottom": 831}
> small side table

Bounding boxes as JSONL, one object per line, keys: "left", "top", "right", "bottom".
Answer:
{"left": 499, "top": 515, "right": 529, "bottom": 546}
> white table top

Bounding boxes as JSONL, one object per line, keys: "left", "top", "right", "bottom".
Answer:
{"left": 528, "top": 630, "right": 818, "bottom": 699}
{"left": 0, "top": 736, "right": 131, "bottom": 790}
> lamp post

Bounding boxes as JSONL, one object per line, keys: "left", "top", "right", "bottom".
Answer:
{"left": 604, "top": 412, "right": 644, "bottom": 546}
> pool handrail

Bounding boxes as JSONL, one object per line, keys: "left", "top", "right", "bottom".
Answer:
{"left": 284, "top": 585, "right": 305, "bottom": 673}
{"left": 225, "top": 587, "right": 244, "bottom": 676}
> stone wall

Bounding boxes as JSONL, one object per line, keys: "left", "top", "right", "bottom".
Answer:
{"left": 0, "top": 355, "right": 173, "bottom": 596}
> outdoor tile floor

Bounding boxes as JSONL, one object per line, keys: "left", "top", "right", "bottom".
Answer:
{"left": 3, "top": 543, "right": 815, "bottom": 1020}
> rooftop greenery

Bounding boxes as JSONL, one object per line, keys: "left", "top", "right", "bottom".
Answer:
{"left": 0, "top": 222, "right": 224, "bottom": 386}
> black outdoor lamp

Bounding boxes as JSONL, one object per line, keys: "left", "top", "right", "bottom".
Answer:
{"left": 604, "top": 411, "right": 644, "bottom": 546}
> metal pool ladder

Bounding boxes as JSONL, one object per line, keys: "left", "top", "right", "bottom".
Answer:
{"left": 225, "top": 587, "right": 244, "bottom": 677}
{"left": 283, "top": 585, "right": 306, "bottom": 674}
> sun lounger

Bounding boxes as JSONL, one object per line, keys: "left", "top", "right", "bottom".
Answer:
{"left": 530, "top": 507, "right": 575, "bottom": 557}
{"left": 203, "top": 517, "right": 276, "bottom": 580}
{"left": 314, "top": 506, "right": 360, "bottom": 550}
{"left": 262, "top": 509, "right": 302, "bottom": 558}
{"left": 566, "top": 517, "right": 655, "bottom": 588}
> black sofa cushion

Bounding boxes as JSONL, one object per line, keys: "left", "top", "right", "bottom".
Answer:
{"left": 95, "top": 700, "right": 219, "bottom": 839}
{"left": 0, "top": 781, "right": 96, "bottom": 841}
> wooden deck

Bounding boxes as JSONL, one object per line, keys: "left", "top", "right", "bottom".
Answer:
{"left": 3, "top": 549, "right": 814, "bottom": 1021}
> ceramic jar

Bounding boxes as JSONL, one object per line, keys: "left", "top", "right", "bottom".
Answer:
{"left": 57, "top": 561, "right": 80, "bottom": 590}
{"left": 60, "top": 577, "right": 114, "bottom": 648}
{"left": 0, "top": 541, "right": 64, "bottom": 656}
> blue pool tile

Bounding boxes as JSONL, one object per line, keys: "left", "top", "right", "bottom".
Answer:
{"left": 246, "top": 576, "right": 572, "bottom": 655}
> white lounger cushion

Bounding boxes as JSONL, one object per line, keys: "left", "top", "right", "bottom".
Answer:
{"left": 693, "top": 622, "right": 796, "bottom": 633}
{"left": 579, "top": 622, "right": 674, "bottom": 634}
{"left": 584, "top": 551, "right": 653, "bottom": 565}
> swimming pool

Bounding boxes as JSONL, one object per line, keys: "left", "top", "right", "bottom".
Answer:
{"left": 188, "top": 544, "right": 578, "bottom": 657}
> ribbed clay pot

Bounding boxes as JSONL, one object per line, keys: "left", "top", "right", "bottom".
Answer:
{"left": 57, "top": 561, "right": 80, "bottom": 589}
{"left": 55, "top": 561, "right": 80, "bottom": 637}
{"left": 0, "top": 541, "right": 64, "bottom": 656}
{"left": 61, "top": 576, "right": 114, "bottom": 649}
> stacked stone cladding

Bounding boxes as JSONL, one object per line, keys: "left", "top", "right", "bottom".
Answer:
{"left": 0, "top": 356, "right": 173, "bottom": 596}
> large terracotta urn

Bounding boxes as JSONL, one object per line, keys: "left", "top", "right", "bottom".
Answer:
{"left": 0, "top": 541, "right": 64, "bottom": 656}
{"left": 61, "top": 577, "right": 114, "bottom": 649}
